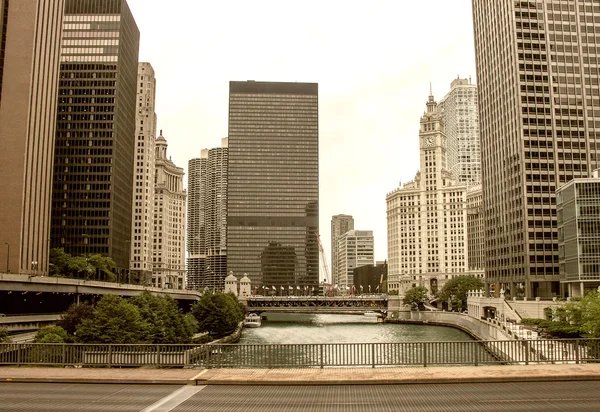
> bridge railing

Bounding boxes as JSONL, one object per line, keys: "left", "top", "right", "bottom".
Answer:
{"left": 1, "top": 339, "right": 599, "bottom": 368}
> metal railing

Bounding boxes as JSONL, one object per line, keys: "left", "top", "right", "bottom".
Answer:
{"left": 1, "top": 339, "right": 599, "bottom": 368}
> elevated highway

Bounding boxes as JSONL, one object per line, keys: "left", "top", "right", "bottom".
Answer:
{"left": 0, "top": 273, "right": 201, "bottom": 316}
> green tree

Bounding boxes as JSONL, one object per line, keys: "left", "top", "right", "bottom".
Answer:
{"left": 129, "top": 291, "right": 194, "bottom": 343}
{"left": 75, "top": 294, "right": 148, "bottom": 343}
{"left": 34, "top": 326, "right": 69, "bottom": 343}
{"left": 0, "top": 327, "right": 10, "bottom": 343}
{"left": 49, "top": 248, "right": 72, "bottom": 277}
{"left": 49, "top": 248, "right": 117, "bottom": 282}
{"left": 402, "top": 286, "right": 428, "bottom": 309}
{"left": 191, "top": 292, "right": 245, "bottom": 338}
{"left": 437, "top": 275, "right": 484, "bottom": 311}
{"left": 56, "top": 303, "right": 95, "bottom": 338}
{"left": 86, "top": 254, "right": 117, "bottom": 282}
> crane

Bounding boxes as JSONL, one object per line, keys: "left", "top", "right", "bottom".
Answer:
{"left": 315, "top": 232, "right": 331, "bottom": 285}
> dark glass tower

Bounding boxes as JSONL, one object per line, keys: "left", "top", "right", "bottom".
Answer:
{"left": 51, "top": 0, "right": 139, "bottom": 272}
{"left": 227, "top": 81, "right": 319, "bottom": 289}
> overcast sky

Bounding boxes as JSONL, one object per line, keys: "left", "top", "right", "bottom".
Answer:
{"left": 126, "top": 0, "right": 477, "bottom": 268}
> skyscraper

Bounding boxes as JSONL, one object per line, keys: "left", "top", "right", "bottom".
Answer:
{"left": 153, "top": 131, "right": 186, "bottom": 289}
{"left": 0, "top": 0, "right": 65, "bottom": 275}
{"left": 386, "top": 91, "right": 469, "bottom": 294}
{"left": 227, "top": 81, "right": 319, "bottom": 288}
{"left": 130, "top": 62, "right": 156, "bottom": 284}
{"left": 336, "top": 230, "right": 374, "bottom": 291}
{"left": 437, "top": 78, "right": 481, "bottom": 186}
{"left": 187, "top": 138, "right": 228, "bottom": 291}
{"left": 51, "top": 0, "right": 139, "bottom": 273}
{"left": 473, "top": 0, "right": 600, "bottom": 298}
{"left": 331, "top": 215, "right": 354, "bottom": 285}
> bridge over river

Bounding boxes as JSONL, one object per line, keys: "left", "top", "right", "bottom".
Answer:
{"left": 243, "top": 296, "right": 388, "bottom": 315}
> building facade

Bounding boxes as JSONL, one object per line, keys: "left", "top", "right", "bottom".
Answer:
{"left": 473, "top": 0, "right": 600, "bottom": 298}
{"left": 335, "top": 230, "right": 374, "bottom": 291}
{"left": 130, "top": 62, "right": 156, "bottom": 284}
{"left": 187, "top": 138, "right": 228, "bottom": 291}
{"left": 466, "top": 185, "right": 485, "bottom": 274}
{"left": 386, "top": 91, "right": 468, "bottom": 294}
{"left": 51, "top": 0, "right": 139, "bottom": 273}
{"left": 0, "top": 0, "right": 65, "bottom": 275}
{"left": 437, "top": 77, "right": 481, "bottom": 186}
{"left": 330, "top": 214, "right": 354, "bottom": 285}
{"left": 353, "top": 261, "right": 388, "bottom": 294}
{"left": 557, "top": 171, "right": 600, "bottom": 297}
{"left": 227, "top": 81, "right": 319, "bottom": 288}
{"left": 153, "top": 131, "right": 186, "bottom": 289}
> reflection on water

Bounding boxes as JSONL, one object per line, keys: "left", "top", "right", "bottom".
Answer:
{"left": 239, "top": 313, "right": 476, "bottom": 345}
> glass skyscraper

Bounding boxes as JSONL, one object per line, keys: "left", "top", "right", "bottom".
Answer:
{"left": 227, "top": 81, "right": 319, "bottom": 289}
{"left": 51, "top": 0, "right": 139, "bottom": 272}
{"left": 473, "top": 0, "right": 600, "bottom": 298}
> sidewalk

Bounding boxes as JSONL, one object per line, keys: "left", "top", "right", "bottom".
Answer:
{"left": 1, "top": 364, "right": 600, "bottom": 385}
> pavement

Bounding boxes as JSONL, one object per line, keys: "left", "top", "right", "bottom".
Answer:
{"left": 1, "top": 364, "right": 600, "bottom": 386}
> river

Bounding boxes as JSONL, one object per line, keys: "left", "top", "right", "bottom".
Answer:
{"left": 239, "top": 313, "right": 475, "bottom": 344}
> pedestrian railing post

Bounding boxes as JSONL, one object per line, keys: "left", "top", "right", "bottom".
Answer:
{"left": 474, "top": 342, "right": 479, "bottom": 367}
{"left": 108, "top": 344, "right": 112, "bottom": 367}
{"left": 268, "top": 345, "right": 272, "bottom": 369}
{"left": 371, "top": 344, "right": 375, "bottom": 368}
{"left": 157, "top": 345, "right": 161, "bottom": 366}
{"left": 423, "top": 342, "right": 428, "bottom": 367}
{"left": 575, "top": 340, "right": 580, "bottom": 364}
{"left": 525, "top": 340, "right": 529, "bottom": 365}
{"left": 62, "top": 343, "right": 66, "bottom": 366}
{"left": 320, "top": 344, "right": 324, "bottom": 369}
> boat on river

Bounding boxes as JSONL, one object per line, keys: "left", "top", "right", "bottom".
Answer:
{"left": 364, "top": 311, "right": 382, "bottom": 318}
{"left": 244, "top": 313, "right": 262, "bottom": 328}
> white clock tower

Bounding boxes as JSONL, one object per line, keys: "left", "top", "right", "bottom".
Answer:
{"left": 386, "top": 88, "right": 472, "bottom": 296}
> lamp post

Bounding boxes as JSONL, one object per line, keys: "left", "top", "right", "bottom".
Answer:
{"left": 4, "top": 242, "right": 8, "bottom": 273}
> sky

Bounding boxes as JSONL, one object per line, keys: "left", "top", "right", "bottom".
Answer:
{"left": 126, "top": 0, "right": 477, "bottom": 268}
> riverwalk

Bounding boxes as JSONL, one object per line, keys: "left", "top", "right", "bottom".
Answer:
{"left": 1, "top": 364, "right": 600, "bottom": 386}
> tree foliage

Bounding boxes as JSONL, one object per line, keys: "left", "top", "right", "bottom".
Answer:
{"left": 75, "top": 295, "right": 148, "bottom": 343}
{"left": 34, "top": 326, "right": 70, "bottom": 343}
{"left": 0, "top": 327, "right": 10, "bottom": 343}
{"left": 129, "top": 291, "right": 196, "bottom": 343}
{"left": 57, "top": 303, "right": 95, "bottom": 337}
{"left": 402, "top": 286, "right": 428, "bottom": 309}
{"left": 437, "top": 276, "right": 484, "bottom": 311}
{"left": 191, "top": 292, "right": 245, "bottom": 338}
{"left": 49, "top": 248, "right": 117, "bottom": 282}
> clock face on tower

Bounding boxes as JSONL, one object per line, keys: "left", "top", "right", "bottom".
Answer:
{"left": 425, "top": 137, "right": 434, "bottom": 147}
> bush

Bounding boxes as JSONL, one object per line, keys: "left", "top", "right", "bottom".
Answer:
{"left": 191, "top": 292, "right": 245, "bottom": 338}
{"left": 0, "top": 327, "right": 10, "bottom": 343}
{"left": 34, "top": 326, "right": 69, "bottom": 343}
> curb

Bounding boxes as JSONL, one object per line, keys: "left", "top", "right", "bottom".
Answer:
{"left": 1, "top": 377, "right": 192, "bottom": 385}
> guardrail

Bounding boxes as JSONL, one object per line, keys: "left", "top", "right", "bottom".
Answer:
{"left": 1, "top": 339, "right": 599, "bottom": 368}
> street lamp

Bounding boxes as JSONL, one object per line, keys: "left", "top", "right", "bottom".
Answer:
{"left": 4, "top": 242, "right": 8, "bottom": 273}
{"left": 31, "top": 261, "right": 38, "bottom": 276}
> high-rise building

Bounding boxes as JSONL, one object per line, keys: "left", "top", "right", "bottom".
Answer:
{"left": 556, "top": 170, "right": 600, "bottom": 297}
{"left": 386, "top": 91, "right": 468, "bottom": 294}
{"left": 330, "top": 214, "right": 354, "bottom": 285}
{"left": 130, "top": 62, "right": 156, "bottom": 284}
{"left": 187, "top": 138, "right": 228, "bottom": 291}
{"left": 473, "top": 0, "right": 600, "bottom": 298}
{"left": 51, "top": 0, "right": 139, "bottom": 274}
{"left": 335, "top": 230, "right": 374, "bottom": 291}
{"left": 227, "top": 81, "right": 319, "bottom": 288}
{"left": 0, "top": 0, "right": 65, "bottom": 275}
{"left": 466, "top": 185, "right": 485, "bottom": 273}
{"left": 438, "top": 78, "right": 481, "bottom": 186}
{"left": 153, "top": 131, "right": 186, "bottom": 289}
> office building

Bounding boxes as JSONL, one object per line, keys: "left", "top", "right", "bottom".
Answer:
{"left": 466, "top": 185, "right": 485, "bottom": 272}
{"left": 130, "top": 62, "right": 156, "bottom": 284}
{"left": 0, "top": 0, "right": 65, "bottom": 275}
{"left": 438, "top": 77, "right": 481, "bottom": 186}
{"left": 331, "top": 214, "right": 354, "bottom": 285}
{"left": 386, "top": 90, "right": 468, "bottom": 294}
{"left": 187, "top": 138, "right": 228, "bottom": 291}
{"left": 227, "top": 81, "right": 319, "bottom": 288}
{"left": 473, "top": 0, "right": 600, "bottom": 297}
{"left": 353, "top": 261, "right": 388, "bottom": 294}
{"left": 335, "top": 230, "right": 374, "bottom": 291}
{"left": 557, "top": 170, "right": 600, "bottom": 297}
{"left": 51, "top": 0, "right": 139, "bottom": 274}
{"left": 153, "top": 131, "right": 186, "bottom": 289}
